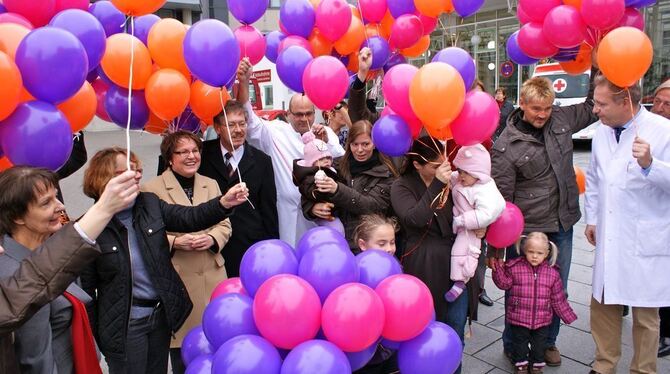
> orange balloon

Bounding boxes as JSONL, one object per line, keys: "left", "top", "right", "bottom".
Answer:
{"left": 444, "top": 0, "right": 454, "bottom": 13}
{"left": 597, "top": 27, "right": 653, "bottom": 88}
{"left": 111, "top": 0, "right": 166, "bottom": 16}
{"left": 0, "top": 23, "right": 30, "bottom": 60}
{"left": 148, "top": 18, "right": 188, "bottom": 74}
{"left": 574, "top": 165, "right": 585, "bottom": 194}
{"left": 334, "top": 15, "right": 366, "bottom": 56}
{"left": 347, "top": 51, "right": 359, "bottom": 73}
{"left": 0, "top": 52, "right": 22, "bottom": 121}
{"left": 562, "top": 0, "right": 582, "bottom": 8}
{"left": 380, "top": 11, "right": 394, "bottom": 39}
{"left": 19, "top": 87, "right": 35, "bottom": 103}
{"left": 145, "top": 69, "right": 191, "bottom": 121}
{"left": 365, "top": 23, "right": 381, "bottom": 39}
{"left": 145, "top": 111, "right": 169, "bottom": 134}
{"left": 0, "top": 157, "right": 13, "bottom": 172}
{"left": 190, "top": 80, "right": 231, "bottom": 125}
{"left": 559, "top": 43, "right": 592, "bottom": 75}
{"left": 350, "top": 4, "right": 361, "bottom": 20}
{"left": 309, "top": 30, "right": 333, "bottom": 57}
{"left": 401, "top": 35, "right": 430, "bottom": 58}
{"left": 57, "top": 81, "right": 96, "bottom": 132}
{"left": 426, "top": 123, "right": 453, "bottom": 141}
{"left": 101, "top": 33, "right": 153, "bottom": 90}
{"left": 415, "top": 0, "right": 448, "bottom": 17}
{"left": 410, "top": 62, "right": 466, "bottom": 128}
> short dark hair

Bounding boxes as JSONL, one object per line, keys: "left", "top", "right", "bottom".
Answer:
{"left": 214, "top": 100, "right": 248, "bottom": 127}
{"left": 495, "top": 87, "right": 507, "bottom": 99}
{"left": 160, "top": 131, "right": 203, "bottom": 163}
{"left": 0, "top": 166, "right": 59, "bottom": 235}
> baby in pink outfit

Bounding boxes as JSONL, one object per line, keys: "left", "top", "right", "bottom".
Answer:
{"left": 445, "top": 144, "right": 506, "bottom": 302}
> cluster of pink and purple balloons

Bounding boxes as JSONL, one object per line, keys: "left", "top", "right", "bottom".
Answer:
{"left": 181, "top": 227, "right": 464, "bottom": 374}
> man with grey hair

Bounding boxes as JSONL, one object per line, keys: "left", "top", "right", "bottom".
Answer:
{"left": 651, "top": 79, "right": 670, "bottom": 120}
{"left": 585, "top": 74, "right": 670, "bottom": 374}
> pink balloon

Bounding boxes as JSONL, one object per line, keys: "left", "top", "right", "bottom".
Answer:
{"left": 450, "top": 91, "right": 500, "bottom": 146}
{"left": 316, "top": 0, "right": 352, "bottom": 42}
{"left": 486, "top": 202, "right": 524, "bottom": 248}
{"left": 389, "top": 14, "right": 423, "bottom": 50}
{"left": 382, "top": 63, "right": 418, "bottom": 120}
{"left": 543, "top": 5, "right": 586, "bottom": 48}
{"left": 518, "top": 0, "right": 561, "bottom": 23}
{"left": 517, "top": 2, "right": 532, "bottom": 25}
{"left": 279, "top": 35, "right": 314, "bottom": 56}
{"left": 581, "top": 0, "right": 625, "bottom": 31}
{"left": 235, "top": 25, "right": 267, "bottom": 65}
{"left": 518, "top": 22, "right": 559, "bottom": 59}
{"left": 54, "top": 0, "right": 89, "bottom": 13}
{"left": 617, "top": 7, "right": 644, "bottom": 31}
{"left": 210, "top": 277, "right": 247, "bottom": 301}
{"left": 303, "top": 56, "right": 349, "bottom": 110}
{"left": 322, "top": 283, "right": 385, "bottom": 353}
{"left": 375, "top": 274, "right": 433, "bottom": 341}
{"left": 253, "top": 274, "right": 322, "bottom": 349}
{"left": 359, "top": 0, "right": 387, "bottom": 23}
{"left": 3, "top": 0, "right": 55, "bottom": 27}
{"left": 0, "top": 12, "right": 34, "bottom": 29}
{"left": 416, "top": 12, "right": 437, "bottom": 36}
{"left": 92, "top": 78, "right": 111, "bottom": 122}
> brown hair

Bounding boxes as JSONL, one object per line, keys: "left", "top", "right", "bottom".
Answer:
{"left": 340, "top": 120, "right": 398, "bottom": 181}
{"left": 213, "top": 99, "right": 248, "bottom": 127}
{"left": 83, "top": 147, "right": 141, "bottom": 200}
{"left": 160, "top": 131, "right": 203, "bottom": 164}
{"left": 593, "top": 73, "right": 642, "bottom": 105}
{"left": 495, "top": 87, "right": 507, "bottom": 99}
{"left": 520, "top": 77, "right": 555, "bottom": 104}
{"left": 353, "top": 214, "right": 399, "bottom": 245}
{"left": 472, "top": 79, "right": 486, "bottom": 92}
{"left": 0, "top": 167, "right": 59, "bottom": 235}
{"left": 400, "top": 136, "right": 445, "bottom": 175}
{"left": 516, "top": 232, "right": 559, "bottom": 267}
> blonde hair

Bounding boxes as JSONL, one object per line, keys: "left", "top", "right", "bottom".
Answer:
{"left": 516, "top": 232, "right": 558, "bottom": 266}
{"left": 353, "top": 214, "right": 398, "bottom": 245}
{"left": 520, "top": 77, "right": 555, "bottom": 104}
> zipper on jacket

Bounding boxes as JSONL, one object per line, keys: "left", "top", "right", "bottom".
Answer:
{"left": 125, "top": 232, "right": 134, "bottom": 345}
{"left": 531, "top": 268, "right": 538, "bottom": 329}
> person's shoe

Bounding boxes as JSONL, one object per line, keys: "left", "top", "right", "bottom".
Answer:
{"left": 622, "top": 305, "right": 629, "bottom": 316}
{"left": 658, "top": 337, "right": 670, "bottom": 357}
{"left": 530, "top": 366, "right": 544, "bottom": 374}
{"left": 544, "top": 346, "right": 561, "bottom": 366}
{"left": 479, "top": 290, "right": 494, "bottom": 306}
{"left": 514, "top": 364, "right": 528, "bottom": 374}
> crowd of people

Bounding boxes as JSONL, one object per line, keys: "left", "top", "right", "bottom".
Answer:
{"left": 1, "top": 48, "right": 670, "bottom": 374}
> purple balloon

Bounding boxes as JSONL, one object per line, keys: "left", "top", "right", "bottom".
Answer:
{"left": 133, "top": 14, "right": 160, "bottom": 45}
{"left": 453, "top": 0, "right": 485, "bottom": 18}
{"left": 212, "top": 335, "right": 281, "bottom": 374}
{"left": 0, "top": 101, "right": 73, "bottom": 171}
{"left": 362, "top": 36, "right": 390, "bottom": 70}
{"left": 265, "top": 30, "right": 287, "bottom": 63}
{"left": 15, "top": 28, "right": 88, "bottom": 103}
{"left": 228, "top": 0, "right": 269, "bottom": 25}
{"left": 346, "top": 342, "right": 378, "bottom": 371}
{"left": 50, "top": 10, "right": 106, "bottom": 73}
{"left": 282, "top": 340, "right": 352, "bottom": 374}
{"left": 182, "top": 326, "right": 214, "bottom": 366}
{"left": 431, "top": 47, "right": 476, "bottom": 91}
{"left": 239, "top": 239, "right": 299, "bottom": 297}
{"left": 174, "top": 107, "right": 201, "bottom": 133}
{"left": 276, "top": 45, "right": 313, "bottom": 93}
{"left": 371, "top": 115, "right": 412, "bottom": 157}
{"left": 383, "top": 53, "right": 407, "bottom": 73}
{"left": 96, "top": 65, "right": 113, "bottom": 85}
{"left": 398, "top": 321, "right": 463, "bottom": 374}
{"left": 184, "top": 19, "right": 241, "bottom": 88}
{"left": 86, "top": 69, "right": 99, "bottom": 83}
{"left": 298, "top": 242, "right": 359, "bottom": 302}
{"left": 185, "top": 355, "right": 213, "bottom": 374}
{"left": 89, "top": 0, "right": 124, "bottom": 37}
{"left": 356, "top": 249, "right": 403, "bottom": 289}
{"left": 202, "top": 293, "right": 258, "bottom": 350}
{"left": 0, "top": 4, "right": 6, "bottom": 14}
{"left": 280, "top": 0, "right": 315, "bottom": 39}
{"left": 553, "top": 46, "right": 581, "bottom": 62}
{"left": 627, "top": 0, "right": 656, "bottom": 7}
{"left": 506, "top": 31, "right": 539, "bottom": 66}
{"left": 381, "top": 338, "right": 401, "bottom": 350}
{"left": 295, "top": 226, "right": 350, "bottom": 261}
{"left": 388, "top": 0, "right": 415, "bottom": 18}
{"left": 104, "top": 84, "right": 149, "bottom": 130}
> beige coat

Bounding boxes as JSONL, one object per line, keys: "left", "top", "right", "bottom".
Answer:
{"left": 142, "top": 169, "right": 231, "bottom": 347}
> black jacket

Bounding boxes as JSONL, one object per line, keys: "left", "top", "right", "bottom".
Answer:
{"left": 80, "top": 193, "right": 232, "bottom": 360}
{"left": 493, "top": 100, "right": 515, "bottom": 141}
{"left": 198, "top": 140, "right": 279, "bottom": 277}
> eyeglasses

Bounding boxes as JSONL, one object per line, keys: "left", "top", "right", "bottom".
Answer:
{"left": 290, "top": 110, "right": 315, "bottom": 118}
{"left": 224, "top": 121, "right": 247, "bottom": 129}
{"left": 173, "top": 149, "right": 201, "bottom": 157}
{"left": 334, "top": 104, "right": 343, "bottom": 111}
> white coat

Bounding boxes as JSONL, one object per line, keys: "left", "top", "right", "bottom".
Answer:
{"left": 245, "top": 103, "right": 345, "bottom": 247}
{"left": 585, "top": 107, "right": 670, "bottom": 307}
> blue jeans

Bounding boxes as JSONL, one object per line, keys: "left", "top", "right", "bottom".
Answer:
{"left": 445, "top": 289, "right": 469, "bottom": 374}
{"left": 502, "top": 226, "right": 573, "bottom": 351}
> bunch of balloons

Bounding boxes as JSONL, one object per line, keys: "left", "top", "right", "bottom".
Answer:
{"left": 508, "top": 0, "right": 654, "bottom": 87}
{"left": 182, "top": 227, "right": 464, "bottom": 374}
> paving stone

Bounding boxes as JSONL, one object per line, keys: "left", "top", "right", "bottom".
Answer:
{"left": 567, "top": 262, "right": 593, "bottom": 286}
{"left": 567, "top": 279, "right": 593, "bottom": 307}
{"left": 465, "top": 324, "right": 505, "bottom": 356}
{"left": 569, "top": 301, "right": 592, "bottom": 333}
{"left": 555, "top": 325, "right": 596, "bottom": 365}
{"left": 473, "top": 300, "right": 506, "bottom": 326}
{"left": 571, "top": 248, "right": 595, "bottom": 267}
{"left": 486, "top": 315, "right": 506, "bottom": 333}
{"left": 462, "top": 354, "right": 495, "bottom": 374}
{"left": 543, "top": 356, "right": 592, "bottom": 373}
{"left": 472, "top": 339, "right": 513, "bottom": 372}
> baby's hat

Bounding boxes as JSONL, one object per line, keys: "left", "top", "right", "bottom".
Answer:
{"left": 453, "top": 144, "right": 491, "bottom": 183}
{"left": 301, "top": 131, "right": 332, "bottom": 167}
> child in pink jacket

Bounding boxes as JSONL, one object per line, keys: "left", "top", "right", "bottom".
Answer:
{"left": 492, "top": 232, "right": 577, "bottom": 374}
{"left": 444, "top": 144, "right": 505, "bottom": 302}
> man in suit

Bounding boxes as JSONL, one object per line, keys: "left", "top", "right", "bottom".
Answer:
{"left": 199, "top": 100, "right": 279, "bottom": 277}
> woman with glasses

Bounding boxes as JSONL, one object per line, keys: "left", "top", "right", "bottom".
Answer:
{"left": 80, "top": 147, "right": 248, "bottom": 374}
{"left": 142, "top": 132, "right": 232, "bottom": 374}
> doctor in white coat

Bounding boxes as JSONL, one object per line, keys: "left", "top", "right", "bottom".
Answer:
{"left": 585, "top": 75, "right": 670, "bottom": 374}
{"left": 236, "top": 58, "right": 345, "bottom": 247}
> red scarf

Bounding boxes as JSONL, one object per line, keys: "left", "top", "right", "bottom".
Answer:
{"left": 62, "top": 292, "right": 102, "bottom": 374}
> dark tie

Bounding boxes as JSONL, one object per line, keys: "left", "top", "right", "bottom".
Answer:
{"left": 224, "top": 152, "right": 234, "bottom": 177}
{"left": 614, "top": 127, "right": 624, "bottom": 143}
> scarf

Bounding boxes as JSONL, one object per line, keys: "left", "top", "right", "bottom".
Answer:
{"left": 173, "top": 171, "right": 195, "bottom": 203}
{"left": 349, "top": 150, "right": 381, "bottom": 177}
{"left": 514, "top": 112, "right": 545, "bottom": 143}
{"left": 62, "top": 292, "right": 102, "bottom": 374}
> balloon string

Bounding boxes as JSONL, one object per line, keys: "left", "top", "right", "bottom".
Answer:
{"left": 357, "top": 1, "right": 370, "bottom": 44}
{"left": 126, "top": 16, "right": 135, "bottom": 170}
{"left": 626, "top": 88, "right": 639, "bottom": 137}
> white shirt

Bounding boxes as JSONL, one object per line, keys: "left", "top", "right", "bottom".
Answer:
{"left": 219, "top": 143, "right": 245, "bottom": 172}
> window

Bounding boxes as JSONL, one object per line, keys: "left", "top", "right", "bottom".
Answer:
{"left": 264, "top": 86, "right": 274, "bottom": 108}
{"left": 270, "top": 0, "right": 283, "bottom": 8}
